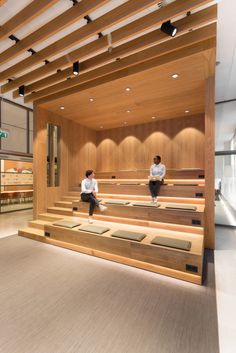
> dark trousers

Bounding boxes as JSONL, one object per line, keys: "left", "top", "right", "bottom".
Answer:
{"left": 149, "top": 180, "right": 163, "bottom": 198}
{"left": 81, "top": 193, "right": 99, "bottom": 216}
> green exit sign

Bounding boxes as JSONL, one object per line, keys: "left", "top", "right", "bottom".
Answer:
{"left": 0, "top": 129, "right": 9, "bottom": 138}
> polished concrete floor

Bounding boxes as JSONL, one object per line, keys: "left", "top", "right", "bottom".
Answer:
{"left": 0, "top": 209, "right": 33, "bottom": 238}
{"left": 215, "top": 226, "right": 236, "bottom": 353}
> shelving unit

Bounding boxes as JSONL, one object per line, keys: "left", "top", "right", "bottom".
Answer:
{"left": 0, "top": 160, "right": 33, "bottom": 213}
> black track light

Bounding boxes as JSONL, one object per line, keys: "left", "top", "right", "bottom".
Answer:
{"left": 73, "top": 61, "right": 79, "bottom": 76}
{"left": 19, "top": 85, "right": 25, "bottom": 97}
{"left": 161, "top": 20, "right": 177, "bottom": 37}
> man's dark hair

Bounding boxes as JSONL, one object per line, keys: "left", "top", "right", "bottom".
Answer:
{"left": 155, "top": 155, "right": 161, "bottom": 162}
{"left": 85, "top": 169, "right": 94, "bottom": 178}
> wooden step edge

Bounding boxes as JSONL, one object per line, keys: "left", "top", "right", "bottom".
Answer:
{"left": 73, "top": 211, "right": 204, "bottom": 236}
{"left": 18, "top": 228, "right": 202, "bottom": 285}
{"left": 29, "top": 220, "right": 52, "bottom": 230}
{"left": 47, "top": 207, "right": 73, "bottom": 216}
{"left": 38, "top": 213, "right": 64, "bottom": 221}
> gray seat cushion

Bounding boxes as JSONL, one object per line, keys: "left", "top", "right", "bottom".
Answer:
{"left": 53, "top": 220, "right": 81, "bottom": 228}
{"left": 104, "top": 200, "right": 130, "bottom": 205}
{"left": 79, "top": 224, "right": 110, "bottom": 234}
{"left": 165, "top": 204, "right": 197, "bottom": 211}
{"left": 132, "top": 202, "right": 160, "bottom": 208}
{"left": 111, "top": 230, "right": 146, "bottom": 242}
{"left": 151, "top": 236, "right": 191, "bottom": 251}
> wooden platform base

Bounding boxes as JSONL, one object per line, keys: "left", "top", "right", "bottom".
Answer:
{"left": 19, "top": 215, "right": 203, "bottom": 285}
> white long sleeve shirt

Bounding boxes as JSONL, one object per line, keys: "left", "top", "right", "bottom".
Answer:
{"left": 81, "top": 178, "right": 98, "bottom": 194}
{"left": 150, "top": 163, "right": 166, "bottom": 180}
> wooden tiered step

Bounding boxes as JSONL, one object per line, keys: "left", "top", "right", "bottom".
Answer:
{"left": 71, "top": 178, "right": 205, "bottom": 198}
{"left": 19, "top": 215, "right": 204, "bottom": 284}
{"left": 95, "top": 168, "right": 205, "bottom": 179}
{"left": 71, "top": 199, "right": 204, "bottom": 227}
{"left": 61, "top": 194, "right": 204, "bottom": 205}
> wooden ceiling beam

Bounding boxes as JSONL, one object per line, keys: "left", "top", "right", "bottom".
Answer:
{"left": 35, "top": 37, "right": 216, "bottom": 106}
{"left": 24, "top": 23, "right": 216, "bottom": 103}
{"left": 16, "top": 5, "right": 217, "bottom": 98}
{"left": 1, "top": 0, "right": 213, "bottom": 92}
{"left": 0, "top": 0, "right": 159, "bottom": 82}
{"left": 0, "top": 0, "right": 109, "bottom": 65}
{"left": 0, "top": 0, "right": 58, "bottom": 41}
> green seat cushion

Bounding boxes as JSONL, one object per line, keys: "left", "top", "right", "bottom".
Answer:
{"left": 165, "top": 204, "right": 197, "bottom": 211}
{"left": 132, "top": 201, "right": 160, "bottom": 208}
{"left": 53, "top": 220, "right": 81, "bottom": 228}
{"left": 111, "top": 230, "right": 146, "bottom": 242}
{"left": 151, "top": 236, "right": 191, "bottom": 251}
{"left": 79, "top": 224, "right": 110, "bottom": 234}
{"left": 104, "top": 200, "right": 130, "bottom": 205}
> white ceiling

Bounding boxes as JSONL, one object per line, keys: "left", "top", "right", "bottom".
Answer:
{"left": 0, "top": 0, "right": 235, "bottom": 150}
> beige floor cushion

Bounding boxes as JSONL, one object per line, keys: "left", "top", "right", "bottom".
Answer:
{"left": 151, "top": 236, "right": 191, "bottom": 251}
{"left": 53, "top": 220, "right": 81, "bottom": 228}
{"left": 132, "top": 201, "right": 160, "bottom": 208}
{"left": 111, "top": 230, "right": 146, "bottom": 242}
{"left": 79, "top": 224, "right": 110, "bottom": 234}
{"left": 104, "top": 200, "right": 130, "bottom": 205}
{"left": 165, "top": 204, "right": 197, "bottom": 211}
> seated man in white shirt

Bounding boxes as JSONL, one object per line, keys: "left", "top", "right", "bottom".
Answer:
{"left": 149, "top": 155, "right": 166, "bottom": 202}
{"left": 81, "top": 170, "right": 107, "bottom": 223}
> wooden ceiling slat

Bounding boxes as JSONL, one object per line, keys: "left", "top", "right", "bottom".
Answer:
{"left": 15, "top": 5, "right": 217, "bottom": 98}
{"left": 24, "top": 23, "right": 216, "bottom": 103}
{"left": 1, "top": 0, "right": 213, "bottom": 93}
{"left": 34, "top": 37, "right": 216, "bottom": 105}
{"left": 0, "top": 0, "right": 58, "bottom": 41}
{"left": 0, "top": 0, "right": 158, "bottom": 82}
{"left": 0, "top": 0, "right": 109, "bottom": 65}
{"left": 0, "top": 0, "right": 7, "bottom": 6}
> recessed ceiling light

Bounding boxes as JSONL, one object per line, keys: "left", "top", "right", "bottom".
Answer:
{"left": 89, "top": 98, "right": 94, "bottom": 102}
{"left": 126, "top": 110, "right": 131, "bottom": 113}
{"left": 125, "top": 87, "right": 131, "bottom": 91}
{"left": 171, "top": 73, "right": 179, "bottom": 79}
{"left": 100, "top": 126, "right": 103, "bottom": 129}
{"left": 124, "top": 122, "right": 127, "bottom": 125}
{"left": 185, "top": 110, "right": 189, "bottom": 113}
{"left": 60, "top": 106, "right": 65, "bottom": 110}
{"left": 152, "top": 116, "right": 156, "bottom": 119}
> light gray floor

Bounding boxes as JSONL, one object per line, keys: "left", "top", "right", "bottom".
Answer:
{"left": 0, "top": 235, "right": 219, "bottom": 353}
{"left": 215, "top": 198, "right": 236, "bottom": 227}
{"left": 215, "top": 226, "right": 236, "bottom": 353}
{"left": 0, "top": 209, "right": 33, "bottom": 238}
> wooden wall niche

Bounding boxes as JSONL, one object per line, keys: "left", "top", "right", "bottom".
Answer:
{"left": 33, "top": 106, "right": 96, "bottom": 217}
{"left": 96, "top": 114, "right": 205, "bottom": 172}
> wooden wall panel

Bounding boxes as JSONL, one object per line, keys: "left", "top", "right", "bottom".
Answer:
{"left": 33, "top": 107, "right": 96, "bottom": 217}
{"left": 68, "top": 119, "right": 96, "bottom": 188}
{"left": 96, "top": 114, "right": 205, "bottom": 172}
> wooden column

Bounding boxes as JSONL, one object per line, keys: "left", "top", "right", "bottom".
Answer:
{"left": 204, "top": 75, "right": 215, "bottom": 249}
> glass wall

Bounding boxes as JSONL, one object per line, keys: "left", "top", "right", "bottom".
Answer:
{"left": 0, "top": 98, "right": 33, "bottom": 213}
{"left": 215, "top": 100, "right": 236, "bottom": 226}
{"left": 0, "top": 98, "right": 33, "bottom": 155}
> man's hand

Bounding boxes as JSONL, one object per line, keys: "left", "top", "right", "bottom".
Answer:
{"left": 92, "top": 192, "right": 97, "bottom": 198}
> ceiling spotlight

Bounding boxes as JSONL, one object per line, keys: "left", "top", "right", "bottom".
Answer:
{"left": 185, "top": 110, "right": 189, "bottom": 113}
{"left": 124, "top": 122, "right": 127, "bottom": 125}
{"left": 152, "top": 116, "right": 156, "bottom": 120}
{"left": 126, "top": 110, "right": 131, "bottom": 113}
{"left": 171, "top": 73, "right": 179, "bottom": 79}
{"left": 18, "top": 85, "right": 25, "bottom": 97}
{"left": 60, "top": 106, "right": 65, "bottom": 110}
{"left": 125, "top": 87, "right": 131, "bottom": 91}
{"left": 100, "top": 126, "right": 103, "bottom": 129}
{"left": 73, "top": 61, "right": 79, "bottom": 75}
{"left": 89, "top": 98, "right": 94, "bottom": 102}
{"left": 161, "top": 20, "right": 177, "bottom": 37}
